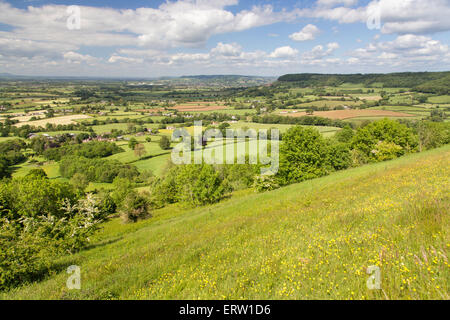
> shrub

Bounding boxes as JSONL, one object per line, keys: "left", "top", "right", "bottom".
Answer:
{"left": 0, "top": 192, "right": 106, "bottom": 290}
{"left": 253, "top": 175, "right": 280, "bottom": 193}
{"left": 417, "top": 121, "right": 450, "bottom": 151}
{"left": 176, "top": 164, "right": 229, "bottom": 206}
{"left": 119, "top": 191, "right": 151, "bottom": 223}
{"left": 25, "top": 168, "right": 48, "bottom": 179}
{"left": 351, "top": 119, "right": 417, "bottom": 161}
{"left": 277, "top": 126, "right": 330, "bottom": 185}
{"left": 159, "top": 135, "right": 171, "bottom": 150}
{"left": 151, "top": 164, "right": 230, "bottom": 207}
{"left": 371, "top": 141, "right": 404, "bottom": 161}
{"left": 326, "top": 142, "right": 352, "bottom": 171}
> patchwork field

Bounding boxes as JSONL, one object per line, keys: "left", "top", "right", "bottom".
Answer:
{"left": 278, "top": 109, "right": 417, "bottom": 120}
{"left": 170, "top": 101, "right": 228, "bottom": 112}
{"left": 14, "top": 114, "right": 91, "bottom": 127}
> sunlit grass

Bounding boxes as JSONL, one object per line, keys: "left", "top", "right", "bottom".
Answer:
{"left": 2, "top": 145, "right": 448, "bottom": 300}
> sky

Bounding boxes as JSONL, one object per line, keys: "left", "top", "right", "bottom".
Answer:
{"left": 0, "top": 0, "right": 450, "bottom": 77}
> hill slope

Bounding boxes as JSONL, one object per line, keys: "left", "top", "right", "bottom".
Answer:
{"left": 277, "top": 71, "right": 450, "bottom": 90}
{"left": 3, "top": 146, "right": 449, "bottom": 300}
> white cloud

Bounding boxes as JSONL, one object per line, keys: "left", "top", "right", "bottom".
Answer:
{"left": 289, "top": 24, "right": 321, "bottom": 42}
{"left": 348, "top": 34, "right": 450, "bottom": 67}
{"left": 211, "top": 42, "right": 242, "bottom": 57}
{"left": 299, "top": 0, "right": 450, "bottom": 35}
{"left": 301, "top": 42, "right": 340, "bottom": 64}
{"left": 317, "top": 0, "right": 359, "bottom": 7}
{"left": 108, "top": 54, "right": 143, "bottom": 64}
{"left": 0, "top": 1, "right": 298, "bottom": 51}
{"left": 63, "top": 51, "right": 98, "bottom": 64}
{"left": 269, "top": 46, "right": 299, "bottom": 59}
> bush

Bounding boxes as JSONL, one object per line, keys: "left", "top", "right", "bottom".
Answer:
{"left": 176, "top": 164, "right": 230, "bottom": 206}
{"left": 277, "top": 126, "right": 330, "bottom": 185}
{"left": 351, "top": 119, "right": 417, "bottom": 162}
{"left": 417, "top": 121, "right": 450, "bottom": 150}
{"left": 253, "top": 175, "right": 280, "bottom": 193}
{"left": 26, "top": 168, "right": 48, "bottom": 179}
{"left": 151, "top": 164, "right": 230, "bottom": 207}
{"left": 0, "top": 190, "right": 106, "bottom": 290}
{"left": 325, "top": 142, "right": 352, "bottom": 171}
{"left": 159, "top": 136, "right": 171, "bottom": 150}
{"left": 371, "top": 141, "right": 403, "bottom": 161}
{"left": 119, "top": 191, "right": 151, "bottom": 223}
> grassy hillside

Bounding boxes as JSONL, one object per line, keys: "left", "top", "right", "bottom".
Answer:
{"left": 2, "top": 146, "right": 449, "bottom": 300}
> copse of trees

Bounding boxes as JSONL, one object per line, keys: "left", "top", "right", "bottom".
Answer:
{"left": 151, "top": 162, "right": 259, "bottom": 208}
{"left": 43, "top": 141, "right": 124, "bottom": 161}
{"left": 59, "top": 156, "right": 140, "bottom": 183}
{"left": 252, "top": 114, "right": 348, "bottom": 128}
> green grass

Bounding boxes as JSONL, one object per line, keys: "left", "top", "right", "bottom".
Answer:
{"left": 2, "top": 145, "right": 448, "bottom": 300}
{"left": 428, "top": 95, "right": 450, "bottom": 104}
{"left": 12, "top": 161, "right": 61, "bottom": 179}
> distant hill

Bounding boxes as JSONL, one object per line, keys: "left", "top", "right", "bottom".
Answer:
{"left": 277, "top": 71, "right": 450, "bottom": 94}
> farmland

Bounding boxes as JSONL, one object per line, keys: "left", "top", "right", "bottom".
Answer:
{"left": 277, "top": 109, "right": 417, "bottom": 120}
{"left": 0, "top": 72, "right": 449, "bottom": 301}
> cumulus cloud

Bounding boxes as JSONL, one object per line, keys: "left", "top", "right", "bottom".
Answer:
{"left": 269, "top": 46, "right": 299, "bottom": 59}
{"left": 0, "top": 1, "right": 297, "bottom": 50}
{"left": 299, "top": 42, "right": 340, "bottom": 65}
{"left": 348, "top": 34, "right": 450, "bottom": 67}
{"left": 299, "top": 0, "right": 450, "bottom": 35}
{"left": 211, "top": 42, "right": 242, "bottom": 57}
{"left": 289, "top": 24, "right": 321, "bottom": 42}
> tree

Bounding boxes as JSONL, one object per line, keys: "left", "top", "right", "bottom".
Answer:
{"left": 134, "top": 143, "right": 147, "bottom": 158}
{"left": 70, "top": 173, "right": 89, "bottom": 195}
{"left": 277, "top": 126, "right": 329, "bottom": 185}
{"left": 26, "top": 168, "right": 48, "bottom": 179}
{"left": 128, "top": 138, "right": 138, "bottom": 150}
{"left": 334, "top": 125, "right": 354, "bottom": 143}
{"left": 351, "top": 119, "right": 417, "bottom": 161}
{"left": 119, "top": 191, "right": 151, "bottom": 223}
{"left": 159, "top": 135, "right": 171, "bottom": 150}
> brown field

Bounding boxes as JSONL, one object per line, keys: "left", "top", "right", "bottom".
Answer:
{"left": 14, "top": 114, "right": 91, "bottom": 127}
{"left": 358, "top": 95, "right": 383, "bottom": 101}
{"left": 278, "top": 109, "right": 416, "bottom": 120}
{"left": 136, "top": 108, "right": 166, "bottom": 113}
{"left": 170, "top": 102, "right": 227, "bottom": 112}
{"left": 170, "top": 105, "right": 228, "bottom": 112}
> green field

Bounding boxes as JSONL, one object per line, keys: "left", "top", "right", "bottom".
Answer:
{"left": 3, "top": 146, "right": 448, "bottom": 300}
{"left": 428, "top": 95, "right": 450, "bottom": 104}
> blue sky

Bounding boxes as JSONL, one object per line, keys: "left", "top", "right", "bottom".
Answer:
{"left": 1, "top": 0, "right": 450, "bottom": 77}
